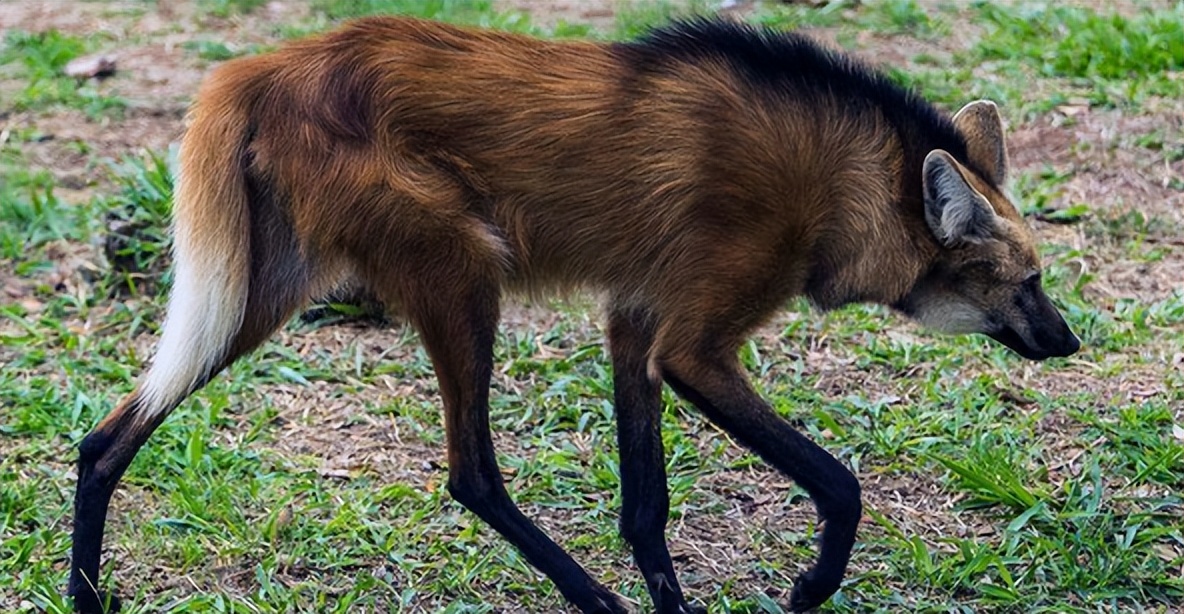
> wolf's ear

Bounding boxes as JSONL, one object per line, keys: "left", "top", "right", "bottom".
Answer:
{"left": 923, "top": 150, "right": 997, "bottom": 246}
{"left": 953, "top": 99, "right": 1008, "bottom": 185}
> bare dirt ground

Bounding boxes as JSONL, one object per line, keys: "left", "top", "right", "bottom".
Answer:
{"left": 3, "top": 0, "right": 1182, "bottom": 611}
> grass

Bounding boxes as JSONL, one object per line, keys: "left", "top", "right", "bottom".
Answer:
{"left": 853, "top": 0, "right": 946, "bottom": 38}
{"left": 848, "top": 1, "right": 1184, "bottom": 118}
{"left": 309, "top": 0, "right": 548, "bottom": 36}
{"left": 95, "top": 150, "right": 177, "bottom": 297}
{"left": 0, "top": 30, "right": 126, "bottom": 118}
{"left": 973, "top": 2, "right": 1184, "bottom": 104}
{"left": 610, "top": 0, "right": 715, "bottom": 40}
{"left": 2, "top": 1, "right": 1183, "bottom": 613}
{"left": 182, "top": 40, "right": 264, "bottom": 62}
{"left": 272, "top": 0, "right": 593, "bottom": 41}
{"left": 199, "top": 0, "right": 270, "bottom": 19}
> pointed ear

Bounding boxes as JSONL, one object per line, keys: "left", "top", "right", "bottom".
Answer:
{"left": 953, "top": 99, "right": 1008, "bottom": 185}
{"left": 923, "top": 150, "right": 997, "bottom": 246}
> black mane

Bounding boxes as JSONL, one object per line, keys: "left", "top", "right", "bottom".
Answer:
{"left": 619, "top": 17, "right": 972, "bottom": 173}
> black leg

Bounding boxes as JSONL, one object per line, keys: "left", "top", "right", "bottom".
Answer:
{"left": 70, "top": 394, "right": 170, "bottom": 614}
{"left": 662, "top": 355, "right": 861, "bottom": 613}
{"left": 411, "top": 284, "right": 629, "bottom": 614}
{"left": 607, "top": 309, "right": 703, "bottom": 614}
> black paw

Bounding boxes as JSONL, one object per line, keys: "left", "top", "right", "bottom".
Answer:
{"left": 649, "top": 573, "right": 704, "bottom": 614}
{"left": 71, "top": 590, "right": 122, "bottom": 614}
{"left": 788, "top": 569, "right": 839, "bottom": 613}
{"left": 657, "top": 592, "right": 705, "bottom": 614}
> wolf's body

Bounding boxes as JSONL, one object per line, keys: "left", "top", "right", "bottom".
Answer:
{"left": 69, "top": 17, "right": 1078, "bottom": 614}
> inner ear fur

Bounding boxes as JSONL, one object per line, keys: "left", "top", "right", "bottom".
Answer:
{"left": 923, "top": 150, "right": 997, "bottom": 247}
{"left": 953, "top": 100, "right": 1008, "bottom": 186}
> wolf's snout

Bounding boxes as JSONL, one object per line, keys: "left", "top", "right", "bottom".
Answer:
{"left": 1046, "top": 323, "right": 1080, "bottom": 358}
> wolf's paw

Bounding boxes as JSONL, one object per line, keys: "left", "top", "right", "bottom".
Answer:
{"left": 647, "top": 572, "right": 706, "bottom": 614}
{"left": 788, "top": 568, "right": 840, "bottom": 612}
{"left": 71, "top": 590, "right": 122, "bottom": 614}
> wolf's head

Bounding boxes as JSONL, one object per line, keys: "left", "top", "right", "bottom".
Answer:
{"left": 898, "top": 100, "right": 1080, "bottom": 360}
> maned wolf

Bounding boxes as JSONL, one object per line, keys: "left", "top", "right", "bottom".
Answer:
{"left": 68, "top": 16, "right": 1080, "bottom": 614}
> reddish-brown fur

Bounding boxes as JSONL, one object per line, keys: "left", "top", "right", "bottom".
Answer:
{"left": 69, "top": 16, "right": 1079, "bottom": 614}
{"left": 199, "top": 18, "right": 935, "bottom": 324}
